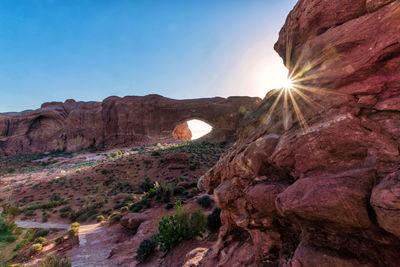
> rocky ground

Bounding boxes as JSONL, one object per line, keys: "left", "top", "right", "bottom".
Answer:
{"left": 0, "top": 141, "right": 226, "bottom": 266}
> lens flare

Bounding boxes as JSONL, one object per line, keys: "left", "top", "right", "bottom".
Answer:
{"left": 282, "top": 77, "right": 294, "bottom": 90}
{"left": 264, "top": 40, "right": 346, "bottom": 134}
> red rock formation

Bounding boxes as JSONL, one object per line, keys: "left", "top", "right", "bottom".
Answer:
{"left": 0, "top": 95, "right": 259, "bottom": 156}
{"left": 172, "top": 122, "right": 192, "bottom": 141}
{"left": 200, "top": 1, "right": 400, "bottom": 266}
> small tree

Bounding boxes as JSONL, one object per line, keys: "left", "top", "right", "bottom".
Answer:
{"left": 156, "top": 201, "right": 206, "bottom": 251}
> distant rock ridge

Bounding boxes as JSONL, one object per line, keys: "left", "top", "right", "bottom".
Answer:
{"left": 0, "top": 94, "right": 260, "bottom": 156}
{"left": 200, "top": 0, "right": 400, "bottom": 266}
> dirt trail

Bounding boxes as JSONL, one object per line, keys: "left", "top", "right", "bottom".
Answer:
{"left": 68, "top": 223, "right": 117, "bottom": 267}
{"left": 13, "top": 217, "right": 114, "bottom": 267}
{"left": 15, "top": 220, "right": 70, "bottom": 229}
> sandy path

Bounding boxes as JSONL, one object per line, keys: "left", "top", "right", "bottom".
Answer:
{"left": 15, "top": 220, "right": 70, "bottom": 229}
{"left": 69, "top": 223, "right": 117, "bottom": 267}
{"left": 12, "top": 217, "right": 114, "bottom": 267}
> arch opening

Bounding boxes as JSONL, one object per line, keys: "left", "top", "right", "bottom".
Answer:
{"left": 172, "top": 119, "right": 213, "bottom": 141}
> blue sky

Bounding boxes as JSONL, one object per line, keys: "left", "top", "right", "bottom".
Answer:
{"left": 0, "top": 0, "right": 296, "bottom": 112}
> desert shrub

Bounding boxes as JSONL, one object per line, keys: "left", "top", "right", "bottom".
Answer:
{"left": 55, "top": 236, "right": 65, "bottom": 245}
{"left": 50, "top": 193, "right": 61, "bottom": 202}
{"left": 101, "top": 169, "right": 109, "bottom": 175}
{"left": 120, "top": 206, "right": 129, "bottom": 212}
{"left": 33, "top": 229, "right": 49, "bottom": 238}
{"left": 96, "top": 215, "right": 105, "bottom": 222}
{"left": 207, "top": 207, "right": 222, "bottom": 232}
{"left": 68, "top": 223, "right": 79, "bottom": 237}
{"left": 39, "top": 254, "right": 71, "bottom": 267}
{"left": 1, "top": 204, "right": 21, "bottom": 216}
{"left": 123, "top": 194, "right": 136, "bottom": 202}
{"left": 59, "top": 206, "right": 72, "bottom": 213}
{"left": 69, "top": 202, "right": 104, "bottom": 222}
{"left": 196, "top": 195, "right": 213, "bottom": 208}
{"left": 0, "top": 214, "right": 17, "bottom": 236}
{"left": 5, "top": 235, "right": 17, "bottom": 242}
{"left": 135, "top": 237, "right": 158, "bottom": 263}
{"left": 129, "top": 197, "right": 151, "bottom": 213}
{"left": 156, "top": 202, "right": 206, "bottom": 251}
{"left": 34, "top": 237, "right": 47, "bottom": 245}
{"left": 139, "top": 176, "right": 155, "bottom": 192}
{"left": 25, "top": 210, "right": 36, "bottom": 216}
{"left": 13, "top": 230, "right": 33, "bottom": 252}
{"left": 147, "top": 183, "right": 172, "bottom": 203}
{"left": 22, "top": 200, "right": 62, "bottom": 211}
{"left": 173, "top": 186, "right": 185, "bottom": 196}
{"left": 108, "top": 211, "right": 122, "bottom": 222}
{"left": 103, "top": 177, "right": 115, "bottom": 186}
{"left": 30, "top": 243, "right": 43, "bottom": 255}
{"left": 151, "top": 150, "right": 161, "bottom": 157}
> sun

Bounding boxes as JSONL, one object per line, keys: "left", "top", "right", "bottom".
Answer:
{"left": 282, "top": 77, "right": 294, "bottom": 90}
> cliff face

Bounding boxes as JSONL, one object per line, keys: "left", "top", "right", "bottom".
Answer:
{"left": 0, "top": 95, "right": 260, "bottom": 156}
{"left": 200, "top": 1, "right": 400, "bottom": 266}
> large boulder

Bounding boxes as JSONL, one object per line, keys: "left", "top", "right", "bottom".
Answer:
{"left": 120, "top": 213, "right": 148, "bottom": 233}
{"left": 200, "top": 0, "right": 400, "bottom": 266}
{"left": 370, "top": 171, "right": 400, "bottom": 239}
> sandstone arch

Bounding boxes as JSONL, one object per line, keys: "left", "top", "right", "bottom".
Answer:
{"left": 0, "top": 95, "right": 260, "bottom": 156}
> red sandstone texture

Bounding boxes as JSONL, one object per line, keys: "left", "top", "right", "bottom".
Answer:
{"left": 200, "top": 1, "right": 400, "bottom": 266}
{"left": 0, "top": 95, "right": 259, "bottom": 156}
{"left": 172, "top": 122, "right": 192, "bottom": 141}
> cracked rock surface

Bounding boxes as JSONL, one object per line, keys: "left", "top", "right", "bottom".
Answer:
{"left": 200, "top": 1, "right": 400, "bottom": 266}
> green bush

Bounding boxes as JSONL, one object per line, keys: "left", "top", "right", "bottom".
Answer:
{"left": 0, "top": 214, "right": 16, "bottom": 235}
{"left": 5, "top": 235, "right": 17, "bottom": 242}
{"left": 135, "top": 237, "right": 158, "bottom": 263}
{"left": 22, "top": 200, "right": 62, "bottom": 211}
{"left": 39, "top": 254, "right": 71, "bottom": 267}
{"left": 156, "top": 201, "right": 206, "bottom": 251}
{"left": 96, "top": 215, "right": 105, "bottom": 222}
{"left": 55, "top": 236, "right": 65, "bottom": 245}
{"left": 196, "top": 195, "right": 213, "bottom": 208}
{"left": 207, "top": 207, "right": 221, "bottom": 232}
{"left": 173, "top": 186, "right": 185, "bottom": 196}
{"left": 129, "top": 197, "right": 151, "bottom": 213}
{"left": 30, "top": 243, "right": 43, "bottom": 255}
{"left": 68, "top": 223, "right": 79, "bottom": 237}
{"left": 33, "top": 229, "right": 50, "bottom": 238}
{"left": 151, "top": 150, "right": 161, "bottom": 157}
{"left": 59, "top": 206, "right": 72, "bottom": 213}
{"left": 139, "top": 176, "right": 155, "bottom": 192}
{"left": 34, "top": 236, "right": 47, "bottom": 245}
{"left": 108, "top": 211, "right": 122, "bottom": 222}
{"left": 147, "top": 183, "right": 172, "bottom": 203}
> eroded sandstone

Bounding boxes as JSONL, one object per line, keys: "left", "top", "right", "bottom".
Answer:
{"left": 0, "top": 95, "right": 259, "bottom": 156}
{"left": 200, "top": 0, "right": 400, "bottom": 265}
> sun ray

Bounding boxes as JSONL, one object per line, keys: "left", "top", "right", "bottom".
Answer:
{"left": 283, "top": 87, "right": 290, "bottom": 130}
{"left": 264, "top": 89, "right": 284, "bottom": 125}
{"left": 293, "top": 83, "right": 346, "bottom": 96}
{"left": 288, "top": 89, "right": 309, "bottom": 131}
{"left": 290, "top": 87, "right": 324, "bottom": 109}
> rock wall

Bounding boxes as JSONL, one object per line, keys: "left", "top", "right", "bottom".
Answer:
{"left": 200, "top": 1, "right": 400, "bottom": 266}
{"left": 0, "top": 95, "right": 260, "bottom": 156}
